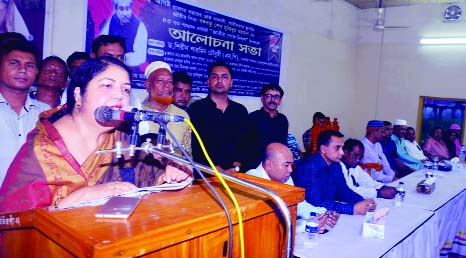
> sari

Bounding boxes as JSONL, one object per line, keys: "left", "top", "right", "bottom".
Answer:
{"left": 0, "top": 107, "right": 167, "bottom": 213}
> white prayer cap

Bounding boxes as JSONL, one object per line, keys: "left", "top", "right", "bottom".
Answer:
{"left": 144, "top": 61, "right": 172, "bottom": 79}
{"left": 393, "top": 119, "right": 408, "bottom": 126}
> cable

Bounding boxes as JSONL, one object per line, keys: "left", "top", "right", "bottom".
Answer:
{"left": 160, "top": 122, "right": 234, "bottom": 258}
{"left": 184, "top": 119, "right": 245, "bottom": 258}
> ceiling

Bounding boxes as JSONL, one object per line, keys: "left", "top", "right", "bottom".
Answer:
{"left": 345, "top": 0, "right": 463, "bottom": 9}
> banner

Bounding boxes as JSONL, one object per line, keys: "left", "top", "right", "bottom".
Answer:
{"left": 86, "top": 0, "right": 282, "bottom": 96}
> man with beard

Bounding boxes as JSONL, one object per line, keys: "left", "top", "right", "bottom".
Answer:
{"left": 188, "top": 61, "right": 249, "bottom": 175}
{"left": 140, "top": 61, "right": 191, "bottom": 156}
{"left": 100, "top": 0, "right": 148, "bottom": 66}
{"left": 247, "top": 83, "right": 288, "bottom": 168}
{"left": 391, "top": 119, "right": 424, "bottom": 173}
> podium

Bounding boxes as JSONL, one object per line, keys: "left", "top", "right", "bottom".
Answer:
{"left": 0, "top": 174, "right": 304, "bottom": 258}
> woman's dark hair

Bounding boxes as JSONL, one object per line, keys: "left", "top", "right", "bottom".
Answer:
{"left": 66, "top": 56, "right": 131, "bottom": 114}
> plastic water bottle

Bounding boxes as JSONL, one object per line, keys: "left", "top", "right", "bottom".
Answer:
{"left": 395, "top": 182, "right": 406, "bottom": 207}
{"left": 432, "top": 156, "right": 439, "bottom": 171}
{"left": 459, "top": 145, "right": 466, "bottom": 164}
{"left": 304, "top": 212, "right": 319, "bottom": 248}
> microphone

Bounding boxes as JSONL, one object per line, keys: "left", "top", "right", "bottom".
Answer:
{"left": 95, "top": 106, "right": 185, "bottom": 124}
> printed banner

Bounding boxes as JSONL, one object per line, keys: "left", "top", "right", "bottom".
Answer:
{"left": 86, "top": 0, "right": 282, "bottom": 96}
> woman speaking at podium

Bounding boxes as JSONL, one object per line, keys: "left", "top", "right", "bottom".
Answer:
{"left": 0, "top": 56, "right": 191, "bottom": 212}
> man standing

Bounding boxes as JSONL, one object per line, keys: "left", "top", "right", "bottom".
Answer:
{"left": 361, "top": 120, "right": 395, "bottom": 183}
{"left": 188, "top": 61, "right": 249, "bottom": 174}
{"left": 391, "top": 119, "right": 424, "bottom": 173}
{"left": 341, "top": 139, "right": 396, "bottom": 199}
{"left": 405, "top": 127, "right": 428, "bottom": 161}
{"left": 31, "top": 56, "right": 68, "bottom": 108}
{"left": 247, "top": 143, "right": 339, "bottom": 229}
{"left": 0, "top": 40, "right": 50, "bottom": 185}
{"left": 91, "top": 35, "right": 140, "bottom": 108}
{"left": 172, "top": 71, "right": 192, "bottom": 111}
{"left": 248, "top": 83, "right": 288, "bottom": 168}
{"left": 100, "top": 0, "right": 148, "bottom": 66}
{"left": 293, "top": 130, "right": 376, "bottom": 215}
{"left": 140, "top": 61, "right": 191, "bottom": 156}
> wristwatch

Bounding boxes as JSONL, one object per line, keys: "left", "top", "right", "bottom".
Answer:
{"left": 234, "top": 166, "right": 240, "bottom": 172}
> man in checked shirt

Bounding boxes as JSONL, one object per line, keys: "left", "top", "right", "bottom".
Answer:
{"left": 292, "top": 130, "right": 377, "bottom": 215}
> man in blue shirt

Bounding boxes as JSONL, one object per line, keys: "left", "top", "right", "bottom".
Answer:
{"left": 293, "top": 130, "right": 377, "bottom": 215}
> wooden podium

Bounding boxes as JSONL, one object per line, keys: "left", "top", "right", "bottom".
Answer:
{"left": 0, "top": 174, "right": 304, "bottom": 258}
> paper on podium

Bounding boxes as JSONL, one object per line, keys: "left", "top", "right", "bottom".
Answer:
{"left": 63, "top": 181, "right": 191, "bottom": 209}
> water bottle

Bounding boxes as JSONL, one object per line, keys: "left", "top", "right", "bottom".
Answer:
{"left": 395, "top": 182, "right": 406, "bottom": 207}
{"left": 459, "top": 145, "right": 466, "bottom": 164}
{"left": 304, "top": 212, "right": 319, "bottom": 248}
{"left": 432, "top": 156, "right": 439, "bottom": 171}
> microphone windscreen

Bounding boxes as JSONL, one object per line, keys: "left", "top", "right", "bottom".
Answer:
{"left": 94, "top": 106, "right": 113, "bottom": 123}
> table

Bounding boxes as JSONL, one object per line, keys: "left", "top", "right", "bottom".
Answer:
{"left": 293, "top": 199, "right": 437, "bottom": 258}
{"left": 388, "top": 168, "right": 466, "bottom": 257}
{"left": 294, "top": 168, "right": 466, "bottom": 258}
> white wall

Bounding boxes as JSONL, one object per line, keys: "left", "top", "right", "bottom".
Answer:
{"left": 356, "top": 4, "right": 466, "bottom": 137}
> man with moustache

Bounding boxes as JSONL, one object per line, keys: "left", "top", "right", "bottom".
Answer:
{"left": 188, "top": 61, "right": 249, "bottom": 175}
{"left": 0, "top": 40, "right": 50, "bottom": 185}
{"left": 140, "top": 61, "right": 191, "bottom": 156}
{"left": 247, "top": 83, "right": 288, "bottom": 168}
{"left": 293, "top": 130, "right": 376, "bottom": 215}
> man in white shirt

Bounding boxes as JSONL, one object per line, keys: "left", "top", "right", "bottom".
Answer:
{"left": 246, "top": 143, "right": 339, "bottom": 230}
{"left": 361, "top": 120, "right": 395, "bottom": 183}
{"left": 0, "top": 40, "right": 50, "bottom": 185}
{"left": 405, "top": 127, "right": 428, "bottom": 161}
{"left": 341, "top": 139, "right": 396, "bottom": 199}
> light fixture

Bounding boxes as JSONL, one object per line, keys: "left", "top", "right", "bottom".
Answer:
{"left": 419, "top": 38, "right": 466, "bottom": 45}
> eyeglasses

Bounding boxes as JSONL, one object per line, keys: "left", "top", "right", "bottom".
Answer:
{"left": 263, "top": 94, "right": 281, "bottom": 100}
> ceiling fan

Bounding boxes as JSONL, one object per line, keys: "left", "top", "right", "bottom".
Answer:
{"left": 365, "top": 0, "right": 410, "bottom": 31}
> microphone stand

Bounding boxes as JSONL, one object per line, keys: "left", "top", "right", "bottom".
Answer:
{"left": 97, "top": 122, "right": 294, "bottom": 258}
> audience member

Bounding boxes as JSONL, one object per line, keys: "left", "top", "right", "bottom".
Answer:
{"left": 66, "top": 51, "right": 90, "bottom": 78}
{"left": 443, "top": 129, "right": 458, "bottom": 158}
{"left": 302, "top": 112, "right": 325, "bottom": 155}
{"left": 246, "top": 142, "right": 339, "bottom": 230}
{"left": 140, "top": 61, "right": 191, "bottom": 156}
{"left": 172, "top": 71, "right": 192, "bottom": 110}
{"left": 391, "top": 119, "right": 423, "bottom": 175}
{"left": 341, "top": 139, "right": 396, "bottom": 199}
{"left": 31, "top": 56, "right": 68, "bottom": 108}
{"left": 100, "top": 0, "right": 148, "bottom": 66}
{"left": 0, "top": 56, "right": 191, "bottom": 212}
{"left": 0, "top": 40, "right": 50, "bottom": 186}
{"left": 404, "top": 127, "right": 428, "bottom": 161}
{"left": 379, "top": 121, "right": 413, "bottom": 177}
{"left": 423, "top": 127, "right": 450, "bottom": 160}
{"left": 188, "top": 61, "right": 249, "bottom": 175}
{"left": 293, "top": 130, "right": 376, "bottom": 215}
{"left": 361, "top": 120, "right": 395, "bottom": 183}
{"left": 449, "top": 124, "right": 462, "bottom": 155}
{"left": 248, "top": 83, "right": 288, "bottom": 168}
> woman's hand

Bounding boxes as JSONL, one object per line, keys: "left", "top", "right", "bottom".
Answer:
{"left": 52, "top": 181, "right": 137, "bottom": 210}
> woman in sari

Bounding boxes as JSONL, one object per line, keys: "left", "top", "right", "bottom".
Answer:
{"left": 0, "top": 56, "right": 191, "bottom": 212}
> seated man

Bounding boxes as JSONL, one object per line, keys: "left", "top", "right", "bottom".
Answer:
{"left": 293, "top": 130, "right": 377, "bottom": 215}
{"left": 341, "top": 139, "right": 396, "bottom": 199}
{"left": 404, "top": 127, "right": 428, "bottom": 161}
{"left": 391, "top": 119, "right": 424, "bottom": 174}
{"left": 246, "top": 142, "right": 339, "bottom": 230}
{"left": 361, "top": 120, "right": 395, "bottom": 183}
{"left": 302, "top": 111, "right": 325, "bottom": 156}
{"left": 423, "top": 127, "right": 450, "bottom": 160}
{"left": 380, "top": 121, "right": 414, "bottom": 178}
